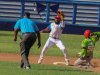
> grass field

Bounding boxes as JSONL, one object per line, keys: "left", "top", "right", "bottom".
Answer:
{"left": 0, "top": 31, "right": 100, "bottom": 75}
{"left": 0, "top": 61, "right": 99, "bottom": 75}
{"left": 0, "top": 31, "right": 100, "bottom": 58}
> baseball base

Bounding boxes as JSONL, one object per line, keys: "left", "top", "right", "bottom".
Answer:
{"left": 53, "top": 62, "right": 68, "bottom": 66}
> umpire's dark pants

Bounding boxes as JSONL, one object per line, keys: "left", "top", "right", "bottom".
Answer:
{"left": 20, "top": 32, "right": 37, "bottom": 68}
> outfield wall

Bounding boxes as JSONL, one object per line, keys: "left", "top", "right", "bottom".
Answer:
{"left": 0, "top": 21, "right": 100, "bottom": 35}
{"left": 0, "top": 0, "right": 100, "bottom": 34}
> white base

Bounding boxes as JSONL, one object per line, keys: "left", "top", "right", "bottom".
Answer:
{"left": 53, "top": 62, "right": 68, "bottom": 66}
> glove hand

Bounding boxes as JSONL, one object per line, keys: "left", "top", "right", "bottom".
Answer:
{"left": 57, "top": 11, "right": 64, "bottom": 21}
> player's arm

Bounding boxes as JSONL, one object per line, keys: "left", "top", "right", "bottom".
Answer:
{"left": 93, "top": 32, "right": 100, "bottom": 37}
{"left": 40, "top": 24, "right": 51, "bottom": 33}
{"left": 61, "top": 16, "right": 65, "bottom": 28}
{"left": 78, "top": 40, "right": 87, "bottom": 57}
{"left": 78, "top": 48, "right": 87, "bottom": 57}
{"left": 59, "top": 11, "right": 65, "bottom": 27}
{"left": 40, "top": 27, "right": 49, "bottom": 33}
{"left": 92, "top": 32, "right": 100, "bottom": 43}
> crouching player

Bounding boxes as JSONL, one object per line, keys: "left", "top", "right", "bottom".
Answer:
{"left": 74, "top": 30, "right": 100, "bottom": 68}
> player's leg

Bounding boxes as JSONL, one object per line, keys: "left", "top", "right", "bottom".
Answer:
{"left": 20, "top": 41, "right": 29, "bottom": 68}
{"left": 25, "top": 33, "right": 37, "bottom": 57}
{"left": 74, "top": 57, "right": 92, "bottom": 69}
{"left": 56, "top": 39, "right": 69, "bottom": 65}
{"left": 20, "top": 33, "right": 31, "bottom": 69}
{"left": 20, "top": 59, "right": 24, "bottom": 68}
{"left": 74, "top": 58, "right": 84, "bottom": 66}
{"left": 25, "top": 33, "right": 37, "bottom": 67}
{"left": 38, "top": 37, "right": 54, "bottom": 64}
{"left": 86, "top": 53, "right": 94, "bottom": 68}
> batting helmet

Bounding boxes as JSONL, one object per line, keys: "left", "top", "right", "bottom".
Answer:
{"left": 84, "top": 30, "right": 91, "bottom": 38}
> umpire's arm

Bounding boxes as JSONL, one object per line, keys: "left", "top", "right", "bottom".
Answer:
{"left": 14, "top": 29, "right": 19, "bottom": 41}
{"left": 36, "top": 31, "right": 41, "bottom": 48}
{"left": 14, "top": 20, "right": 20, "bottom": 42}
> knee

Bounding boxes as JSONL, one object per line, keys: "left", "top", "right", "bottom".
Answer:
{"left": 60, "top": 47, "right": 66, "bottom": 51}
{"left": 43, "top": 46, "right": 48, "bottom": 50}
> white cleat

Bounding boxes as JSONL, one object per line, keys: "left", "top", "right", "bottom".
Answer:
{"left": 23, "top": 66, "right": 30, "bottom": 70}
{"left": 65, "top": 59, "right": 69, "bottom": 66}
{"left": 38, "top": 58, "right": 43, "bottom": 64}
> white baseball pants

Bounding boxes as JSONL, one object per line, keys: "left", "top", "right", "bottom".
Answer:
{"left": 39, "top": 37, "right": 69, "bottom": 61}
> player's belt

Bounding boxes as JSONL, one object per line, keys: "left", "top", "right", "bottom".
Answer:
{"left": 50, "top": 36, "right": 59, "bottom": 39}
{"left": 22, "top": 32, "right": 35, "bottom": 35}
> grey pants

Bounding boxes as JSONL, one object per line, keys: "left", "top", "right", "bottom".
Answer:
{"left": 74, "top": 53, "right": 93, "bottom": 66}
{"left": 20, "top": 33, "right": 37, "bottom": 68}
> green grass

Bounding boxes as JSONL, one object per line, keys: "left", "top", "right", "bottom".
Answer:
{"left": 0, "top": 31, "right": 100, "bottom": 75}
{"left": 0, "top": 31, "right": 100, "bottom": 58}
{"left": 0, "top": 61, "right": 99, "bottom": 75}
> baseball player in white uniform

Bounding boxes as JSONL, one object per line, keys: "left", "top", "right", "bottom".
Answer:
{"left": 38, "top": 15, "right": 69, "bottom": 65}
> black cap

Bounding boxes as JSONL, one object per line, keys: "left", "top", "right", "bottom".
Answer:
{"left": 24, "top": 12, "right": 30, "bottom": 18}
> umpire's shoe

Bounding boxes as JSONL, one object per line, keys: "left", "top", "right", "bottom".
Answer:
{"left": 18, "top": 66, "right": 31, "bottom": 70}
{"left": 23, "top": 66, "right": 31, "bottom": 70}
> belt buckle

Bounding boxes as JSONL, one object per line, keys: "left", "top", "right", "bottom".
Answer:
{"left": 53, "top": 37, "right": 58, "bottom": 39}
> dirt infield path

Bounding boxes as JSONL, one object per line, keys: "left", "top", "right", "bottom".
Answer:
{"left": 0, "top": 53, "right": 100, "bottom": 72}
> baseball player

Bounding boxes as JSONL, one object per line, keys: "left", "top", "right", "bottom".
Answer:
{"left": 38, "top": 15, "right": 69, "bottom": 65}
{"left": 74, "top": 30, "right": 100, "bottom": 68}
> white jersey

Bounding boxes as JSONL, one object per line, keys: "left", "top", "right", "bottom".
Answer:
{"left": 49, "top": 22, "right": 64, "bottom": 39}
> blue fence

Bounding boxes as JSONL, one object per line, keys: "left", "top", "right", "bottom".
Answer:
{"left": 0, "top": 0, "right": 100, "bottom": 34}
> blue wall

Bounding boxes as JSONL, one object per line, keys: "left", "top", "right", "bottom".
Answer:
{"left": 0, "top": 21, "right": 100, "bottom": 34}
{"left": 0, "top": 0, "right": 100, "bottom": 34}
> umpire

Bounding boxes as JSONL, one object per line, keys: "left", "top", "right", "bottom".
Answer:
{"left": 14, "top": 12, "right": 41, "bottom": 69}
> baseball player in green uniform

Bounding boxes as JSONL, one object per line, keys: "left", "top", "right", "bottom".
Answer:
{"left": 74, "top": 30, "right": 100, "bottom": 68}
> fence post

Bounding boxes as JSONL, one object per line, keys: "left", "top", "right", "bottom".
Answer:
{"left": 46, "top": 3, "right": 50, "bottom": 22}
{"left": 72, "top": 4, "right": 77, "bottom": 24}
{"left": 98, "top": 6, "right": 100, "bottom": 26}
{"left": 20, "top": 0, "right": 25, "bottom": 18}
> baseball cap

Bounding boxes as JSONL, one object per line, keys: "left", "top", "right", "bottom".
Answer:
{"left": 24, "top": 12, "right": 30, "bottom": 18}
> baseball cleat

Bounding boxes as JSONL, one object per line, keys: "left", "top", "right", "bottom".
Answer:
{"left": 23, "top": 66, "right": 31, "bottom": 70}
{"left": 38, "top": 58, "right": 43, "bottom": 64}
{"left": 65, "top": 59, "right": 69, "bottom": 66}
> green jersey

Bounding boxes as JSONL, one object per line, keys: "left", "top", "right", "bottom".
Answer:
{"left": 79, "top": 32, "right": 100, "bottom": 57}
